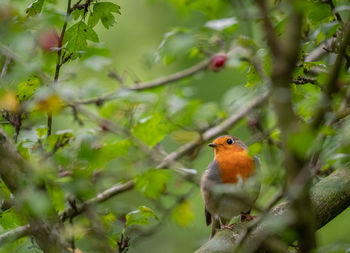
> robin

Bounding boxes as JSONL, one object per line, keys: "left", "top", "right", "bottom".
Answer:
{"left": 200, "top": 135, "right": 260, "bottom": 238}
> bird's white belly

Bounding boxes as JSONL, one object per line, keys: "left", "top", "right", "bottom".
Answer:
{"left": 202, "top": 176, "right": 260, "bottom": 220}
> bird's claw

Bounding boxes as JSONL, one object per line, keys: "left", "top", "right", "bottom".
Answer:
{"left": 220, "top": 224, "right": 234, "bottom": 230}
{"left": 240, "top": 213, "right": 256, "bottom": 223}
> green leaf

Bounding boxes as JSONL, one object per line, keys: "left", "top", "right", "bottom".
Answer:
{"left": 71, "top": 9, "right": 84, "bottom": 20}
{"left": 45, "top": 130, "right": 73, "bottom": 152}
{"left": 248, "top": 142, "right": 262, "bottom": 156}
{"left": 46, "top": 184, "right": 65, "bottom": 212}
{"left": 132, "top": 114, "right": 169, "bottom": 147}
{"left": 0, "top": 209, "right": 22, "bottom": 230}
{"left": 125, "top": 205, "right": 158, "bottom": 227}
{"left": 63, "top": 21, "right": 99, "bottom": 55}
{"left": 17, "top": 76, "right": 41, "bottom": 102}
{"left": 36, "top": 126, "right": 48, "bottom": 139}
{"left": 136, "top": 170, "right": 169, "bottom": 199}
{"left": 292, "top": 83, "right": 322, "bottom": 120}
{"left": 88, "top": 2, "right": 121, "bottom": 29}
{"left": 26, "top": 0, "right": 44, "bottom": 16}
{"left": 288, "top": 127, "right": 317, "bottom": 159}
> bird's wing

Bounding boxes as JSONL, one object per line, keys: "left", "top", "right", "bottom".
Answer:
{"left": 205, "top": 207, "right": 212, "bottom": 226}
{"left": 253, "top": 155, "right": 261, "bottom": 169}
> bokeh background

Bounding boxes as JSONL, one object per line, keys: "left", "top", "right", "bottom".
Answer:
{"left": 1, "top": 0, "right": 350, "bottom": 252}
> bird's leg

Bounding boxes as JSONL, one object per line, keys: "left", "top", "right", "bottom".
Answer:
{"left": 218, "top": 217, "right": 234, "bottom": 230}
{"left": 240, "top": 210, "right": 256, "bottom": 223}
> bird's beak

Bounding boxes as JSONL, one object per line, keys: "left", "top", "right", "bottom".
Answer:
{"left": 208, "top": 143, "right": 217, "bottom": 148}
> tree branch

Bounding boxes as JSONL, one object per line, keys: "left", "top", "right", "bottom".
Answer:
{"left": 60, "top": 180, "right": 135, "bottom": 221}
{"left": 195, "top": 168, "right": 350, "bottom": 253}
{"left": 48, "top": 0, "right": 72, "bottom": 137}
{"left": 255, "top": 0, "right": 281, "bottom": 58}
{"left": 157, "top": 91, "right": 270, "bottom": 169}
{"left": 0, "top": 225, "right": 30, "bottom": 246}
{"left": 311, "top": 24, "right": 350, "bottom": 128}
{"left": 126, "top": 58, "right": 211, "bottom": 90}
{"left": 0, "top": 129, "right": 70, "bottom": 252}
{"left": 304, "top": 38, "right": 336, "bottom": 62}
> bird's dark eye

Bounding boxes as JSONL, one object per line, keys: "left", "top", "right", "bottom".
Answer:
{"left": 226, "top": 139, "right": 233, "bottom": 145}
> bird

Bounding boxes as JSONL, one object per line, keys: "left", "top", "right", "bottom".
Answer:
{"left": 200, "top": 135, "right": 260, "bottom": 238}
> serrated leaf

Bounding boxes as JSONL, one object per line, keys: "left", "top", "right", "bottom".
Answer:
{"left": 26, "top": 0, "right": 44, "bottom": 16}
{"left": 63, "top": 21, "right": 99, "bottom": 55}
{"left": 136, "top": 170, "right": 169, "bottom": 199}
{"left": 88, "top": 2, "right": 121, "bottom": 29}
{"left": 17, "top": 76, "right": 41, "bottom": 102}
{"left": 125, "top": 205, "right": 157, "bottom": 227}
{"left": 132, "top": 114, "right": 169, "bottom": 147}
{"left": 71, "top": 9, "right": 84, "bottom": 20}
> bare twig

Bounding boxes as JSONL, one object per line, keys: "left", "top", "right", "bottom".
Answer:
{"left": 60, "top": 180, "right": 135, "bottom": 221}
{"left": 123, "top": 58, "right": 211, "bottom": 91}
{"left": 304, "top": 37, "right": 336, "bottom": 62}
{"left": 48, "top": 0, "right": 72, "bottom": 137}
{"left": 157, "top": 91, "right": 270, "bottom": 169}
{"left": 70, "top": 58, "right": 211, "bottom": 106}
{"left": 255, "top": 0, "right": 281, "bottom": 58}
{"left": 0, "top": 43, "right": 50, "bottom": 82}
{"left": 312, "top": 24, "right": 350, "bottom": 128}
{"left": 0, "top": 50, "right": 11, "bottom": 80}
{"left": 0, "top": 225, "right": 31, "bottom": 246}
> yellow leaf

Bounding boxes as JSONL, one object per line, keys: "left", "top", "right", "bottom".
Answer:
{"left": 172, "top": 201, "right": 193, "bottom": 227}
{"left": 35, "top": 95, "right": 64, "bottom": 114}
{"left": 0, "top": 92, "right": 19, "bottom": 112}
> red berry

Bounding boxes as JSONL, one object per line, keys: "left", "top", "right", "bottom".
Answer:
{"left": 210, "top": 53, "right": 228, "bottom": 70}
{"left": 37, "top": 30, "right": 59, "bottom": 52}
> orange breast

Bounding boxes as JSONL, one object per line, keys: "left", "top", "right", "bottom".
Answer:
{"left": 215, "top": 150, "right": 255, "bottom": 183}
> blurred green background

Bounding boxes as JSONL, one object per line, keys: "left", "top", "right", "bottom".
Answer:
{"left": 1, "top": 0, "right": 350, "bottom": 252}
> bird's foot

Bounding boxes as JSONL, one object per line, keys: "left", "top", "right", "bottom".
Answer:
{"left": 220, "top": 224, "right": 234, "bottom": 230}
{"left": 240, "top": 213, "right": 256, "bottom": 223}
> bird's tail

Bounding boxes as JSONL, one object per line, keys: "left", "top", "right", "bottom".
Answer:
{"left": 210, "top": 218, "right": 220, "bottom": 238}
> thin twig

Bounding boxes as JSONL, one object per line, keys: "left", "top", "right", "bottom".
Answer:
{"left": 304, "top": 37, "right": 336, "bottom": 62}
{"left": 157, "top": 91, "right": 270, "bottom": 169}
{"left": 0, "top": 225, "right": 31, "bottom": 245}
{"left": 0, "top": 50, "right": 11, "bottom": 80}
{"left": 48, "top": 0, "right": 72, "bottom": 137}
{"left": 255, "top": 0, "right": 281, "bottom": 58}
{"left": 60, "top": 180, "right": 135, "bottom": 221}
{"left": 121, "top": 59, "right": 211, "bottom": 91}
{"left": 0, "top": 43, "right": 50, "bottom": 82}
{"left": 69, "top": 58, "right": 211, "bottom": 105}
{"left": 312, "top": 24, "right": 350, "bottom": 128}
